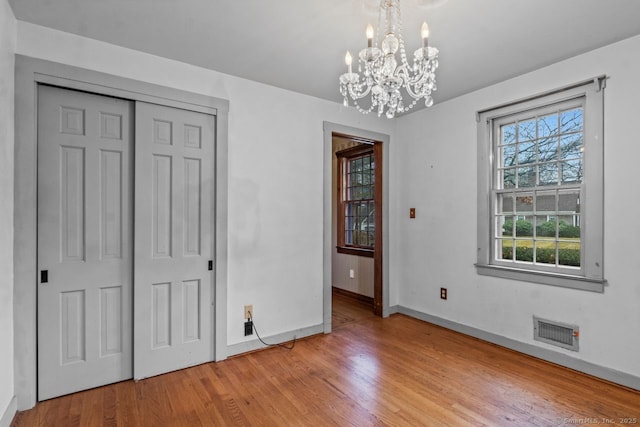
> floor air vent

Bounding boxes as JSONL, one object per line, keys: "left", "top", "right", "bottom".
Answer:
{"left": 533, "top": 316, "right": 579, "bottom": 351}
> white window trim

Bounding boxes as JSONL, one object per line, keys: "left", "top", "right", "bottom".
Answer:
{"left": 476, "top": 77, "right": 606, "bottom": 292}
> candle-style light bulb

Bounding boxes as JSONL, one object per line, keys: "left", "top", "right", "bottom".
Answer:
{"left": 421, "top": 22, "right": 429, "bottom": 48}
{"left": 345, "top": 51, "right": 353, "bottom": 74}
{"left": 366, "top": 24, "right": 374, "bottom": 48}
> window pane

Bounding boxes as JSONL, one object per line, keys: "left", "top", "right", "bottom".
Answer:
{"left": 538, "top": 137, "right": 558, "bottom": 163}
{"left": 497, "top": 215, "right": 513, "bottom": 237}
{"left": 501, "top": 168, "right": 515, "bottom": 189}
{"left": 496, "top": 194, "right": 513, "bottom": 214}
{"left": 536, "top": 191, "right": 557, "bottom": 214}
{"left": 535, "top": 215, "right": 555, "bottom": 238}
{"left": 502, "top": 124, "right": 516, "bottom": 144}
{"left": 560, "top": 133, "right": 583, "bottom": 160}
{"left": 538, "top": 162, "right": 558, "bottom": 186}
{"left": 361, "top": 187, "right": 371, "bottom": 199}
{"left": 518, "top": 119, "right": 536, "bottom": 141}
{"left": 501, "top": 143, "right": 516, "bottom": 167}
{"left": 515, "top": 194, "right": 534, "bottom": 216}
{"left": 538, "top": 114, "right": 558, "bottom": 138}
{"left": 496, "top": 238, "right": 512, "bottom": 261}
{"left": 362, "top": 157, "right": 371, "bottom": 171}
{"left": 517, "top": 141, "right": 536, "bottom": 165}
{"left": 517, "top": 166, "right": 536, "bottom": 187}
{"left": 354, "top": 172, "right": 362, "bottom": 186}
{"left": 558, "top": 190, "right": 580, "bottom": 214}
{"left": 362, "top": 172, "right": 371, "bottom": 185}
{"left": 514, "top": 222, "right": 533, "bottom": 238}
{"left": 561, "top": 159, "right": 583, "bottom": 183}
{"left": 535, "top": 242, "right": 557, "bottom": 265}
{"left": 352, "top": 186, "right": 362, "bottom": 200}
{"left": 514, "top": 241, "right": 533, "bottom": 262}
{"left": 560, "top": 108, "right": 583, "bottom": 133}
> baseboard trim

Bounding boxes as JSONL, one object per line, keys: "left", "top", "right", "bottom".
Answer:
{"left": 0, "top": 396, "right": 17, "bottom": 427}
{"left": 332, "top": 287, "right": 374, "bottom": 305}
{"left": 386, "top": 304, "right": 399, "bottom": 316}
{"left": 398, "top": 306, "right": 640, "bottom": 391}
{"left": 226, "top": 323, "right": 324, "bottom": 357}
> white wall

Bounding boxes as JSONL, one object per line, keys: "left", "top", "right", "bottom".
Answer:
{"left": 394, "top": 35, "right": 640, "bottom": 379}
{"left": 0, "top": 0, "right": 16, "bottom": 424}
{"left": 15, "top": 22, "right": 395, "bottom": 347}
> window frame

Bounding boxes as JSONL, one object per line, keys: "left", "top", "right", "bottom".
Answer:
{"left": 336, "top": 143, "right": 377, "bottom": 257}
{"left": 476, "top": 77, "right": 606, "bottom": 292}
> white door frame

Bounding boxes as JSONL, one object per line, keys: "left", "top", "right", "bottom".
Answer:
{"left": 14, "top": 55, "right": 229, "bottom": 410}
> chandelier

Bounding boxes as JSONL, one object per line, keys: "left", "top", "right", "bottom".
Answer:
{"left": 339, "top": 0, "right": 439, "bottom": 118}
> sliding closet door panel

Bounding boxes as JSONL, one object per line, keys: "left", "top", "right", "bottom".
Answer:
{"left": 37, "top": 85, "right": 133, "bottom": 400}
{"left": 134, "top": 102, "right": 215, "bottom": 379}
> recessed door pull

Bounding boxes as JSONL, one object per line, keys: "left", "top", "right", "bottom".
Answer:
{"left": 41, "top": 270, "right": 48, "bottom": 283}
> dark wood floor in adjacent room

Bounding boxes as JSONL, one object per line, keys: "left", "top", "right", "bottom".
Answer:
{"left": 12, "top": 292, "right": 640, "bottom": 426}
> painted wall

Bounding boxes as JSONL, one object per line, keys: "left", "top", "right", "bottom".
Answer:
{"left": 0, "top": 0, "right": 16, "bottom": 423}
{"left": 15, "top": 22, "right": 396, "bottom": 347}
{"left": 394, "top": 35, "right": 640, "bottom": 378}
{"left": 331, "top": 136, "right": 374, "bottom": 298}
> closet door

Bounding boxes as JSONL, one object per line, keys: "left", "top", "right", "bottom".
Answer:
{"left": 37, "top": 85, "right": 134, "bottom": 400}
{"left": 134, "top": 102, "right": 216, "bottom": 379}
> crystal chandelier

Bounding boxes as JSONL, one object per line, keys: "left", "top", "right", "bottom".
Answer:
{"left": 339, "top": 0, "right": 439, "bottom": 118}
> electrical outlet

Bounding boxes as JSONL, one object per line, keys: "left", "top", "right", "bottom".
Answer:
{"left": 409, "top": 208, "right": 416, "bottom": 219}
{"left": 440, "top": 287, "right": 447, "bottom": 300}
{"left": 244, "top": 305, "right": 253, "bottom": 319}
{"left": 244, "top": 320, "right": 253, "bottom": 336}
{"left": 349, "top": 269, "right": 355, "bottom": 279}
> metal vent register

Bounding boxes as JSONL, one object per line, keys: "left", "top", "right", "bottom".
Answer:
{"left": 533, "top": 316, "right": 579, "bottom": 351}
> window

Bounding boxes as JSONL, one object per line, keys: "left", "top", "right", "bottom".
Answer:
{"left": 476, "top": 77, "right": 605, "bottom": 291}
{"left": 337, "top": 144, "right": 375, "bottom": 256}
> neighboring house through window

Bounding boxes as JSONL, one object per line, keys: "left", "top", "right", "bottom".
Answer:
{"left": 476, "top": 77, "right": 606, "bottom": 291}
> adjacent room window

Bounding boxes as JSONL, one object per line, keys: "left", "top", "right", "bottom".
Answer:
{"left": 337, "top": 144, "right": 375, "bottom": 256}
{"left": 476, "top": 77, "right": 605, "bottom": 291}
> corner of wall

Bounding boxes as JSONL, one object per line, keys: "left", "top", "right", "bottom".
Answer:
{"left": 0, "top": 0, "right": 16, "bottom": 421}
{"left": 0, "top": 396, "right": 17, "bottom": 427}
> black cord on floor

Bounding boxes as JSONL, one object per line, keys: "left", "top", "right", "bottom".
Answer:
{"left": 248, "top": 312, "right": 296, "bottom": 350}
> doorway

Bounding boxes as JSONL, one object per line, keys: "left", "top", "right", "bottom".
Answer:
{"left": 331, "top": 135, "right": 380, "bottom": 326}
{"left": 322, "top": 122, "right": 390, "bottom": 333}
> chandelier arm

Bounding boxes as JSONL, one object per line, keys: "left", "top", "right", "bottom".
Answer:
{"left": 395, "top": 64, "right": 425, "bottom": 100}
{"left": 347, "top": 82, "right": 372, "bottom": 100}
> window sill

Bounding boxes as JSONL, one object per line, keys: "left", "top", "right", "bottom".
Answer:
{"left": 475, "top": 263, "right": 605, "bottom": 293}
{"left": 336, "top": 246, "right": 374, "bottom": 258}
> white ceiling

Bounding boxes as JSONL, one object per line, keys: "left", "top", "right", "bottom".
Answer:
{"left": 9, "top": 0, "right": 640, "bottom": 113}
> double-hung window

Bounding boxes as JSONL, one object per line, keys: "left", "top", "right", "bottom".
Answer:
{"left": 336, "top": 145, "right": 375, "bottom": 257}
{"left": 476, "top": 77, "right": 605, "bottom": 291}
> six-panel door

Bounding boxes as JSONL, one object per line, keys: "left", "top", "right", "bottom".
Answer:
{"left": 37, "top": 85, "right": 134, "bottom": 400}
{"left": 133, "top": 101, "right": 215, "bottom": 379}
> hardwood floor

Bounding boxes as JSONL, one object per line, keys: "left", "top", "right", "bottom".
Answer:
{"left": 13, "top": 298, "right": 640, "bottom": 426}
{"left": 332, "top": 288, "right": 376, "bottom": 329}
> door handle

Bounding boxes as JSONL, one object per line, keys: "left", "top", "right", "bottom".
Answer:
{"left": 41, "top": 270, "right": 48, "bottom": 283}
{"left": 208, "top": 260, "right": 213, "bottom": 271}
